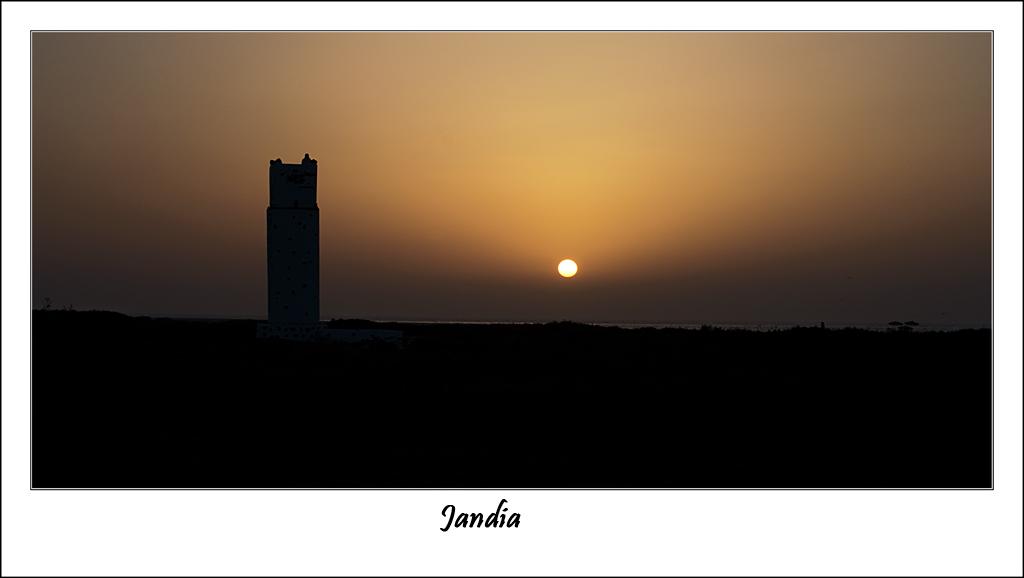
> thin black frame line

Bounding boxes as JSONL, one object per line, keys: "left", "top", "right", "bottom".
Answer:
{"left": 24, "top": 29, "right": 995, "bottom": 491}
{"left": 29, "top": 23, "right": 34, "bottom": 493}
{"left": 989, "top": 27, "right": 995, "bottom": 490}
{"left": 29, "top": 487, "right": 995, "bottom": 491}
{"left": 31, "top": 29, "right": 995, "bottom": 33}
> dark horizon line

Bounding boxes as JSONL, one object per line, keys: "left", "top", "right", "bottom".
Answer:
{"left": 31, "top": 307, "right": 993, "bottom": 331}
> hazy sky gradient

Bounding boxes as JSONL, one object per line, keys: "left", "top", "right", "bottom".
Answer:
{"left": 32, "top": 32, "right": 991, "bottom": 324}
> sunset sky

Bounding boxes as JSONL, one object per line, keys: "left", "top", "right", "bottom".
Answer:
{"left": 32, "top": 32, "right": 991, "bottom": 325}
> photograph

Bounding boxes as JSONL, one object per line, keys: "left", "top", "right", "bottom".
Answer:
{"left": 30, "top": 31, "right": 992, "bottom": 489}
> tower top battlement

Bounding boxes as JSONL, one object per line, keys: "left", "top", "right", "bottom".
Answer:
{"left": 269, "top": 153, "right": 317, "bottom": 208}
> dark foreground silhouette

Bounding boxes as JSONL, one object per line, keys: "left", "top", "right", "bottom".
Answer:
{"left": 32, "top": 310, "right": 991, "bottom": 488}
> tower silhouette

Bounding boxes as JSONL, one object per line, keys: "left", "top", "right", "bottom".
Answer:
{"left": 258, "top": 153, "right": 320, "bottom": 340}
{"left": 255, "top": 154, "right": 401, "bottom": 343}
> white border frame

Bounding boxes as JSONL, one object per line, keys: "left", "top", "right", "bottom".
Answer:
{"left": 4, "top": 3, "right": 1021, "bottom": 576}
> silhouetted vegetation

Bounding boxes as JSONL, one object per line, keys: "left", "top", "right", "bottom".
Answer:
{"left": 32, "top": 310, "right": 991, "bottom": 488}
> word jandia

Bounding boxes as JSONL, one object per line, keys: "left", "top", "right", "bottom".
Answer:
{"left": 440, "top": 499, "right": 521, "bottom": 532}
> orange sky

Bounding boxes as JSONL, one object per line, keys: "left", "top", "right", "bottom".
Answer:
{"left": 32, "top": 32, "right": 991, "bottom": 324}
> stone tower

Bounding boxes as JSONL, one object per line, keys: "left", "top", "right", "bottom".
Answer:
{"left": 262, "top": 153, "right": 320, "bottom": 339}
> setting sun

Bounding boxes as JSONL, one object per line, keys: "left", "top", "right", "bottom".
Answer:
{"left": 557, "top": 259, "right": 578, "bottom": 278}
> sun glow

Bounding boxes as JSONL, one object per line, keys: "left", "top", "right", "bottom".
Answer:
{"left": 557, "top": 259, "right": 578, "bottom": 278}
